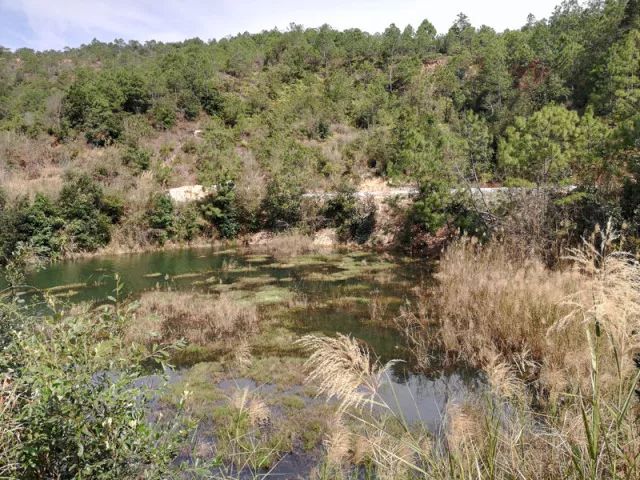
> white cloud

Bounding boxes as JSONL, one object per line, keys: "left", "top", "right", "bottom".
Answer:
{"left": 1, "top": 0, "right": 562, "bottom": 50}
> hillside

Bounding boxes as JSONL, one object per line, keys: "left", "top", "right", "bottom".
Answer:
{"left": 1, "top": 0, "right": 639, "bottom": 261}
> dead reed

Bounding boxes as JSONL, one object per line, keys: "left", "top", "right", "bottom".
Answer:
{"left": 127, "top": 291, "right": 259, "bottom": 346}
{"left": 301, "top": 225, "right": 640, "bottom": 479}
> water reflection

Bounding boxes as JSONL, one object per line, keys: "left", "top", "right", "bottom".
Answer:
{"left": 3, "top": 246, "right": 482, "bottom": 433}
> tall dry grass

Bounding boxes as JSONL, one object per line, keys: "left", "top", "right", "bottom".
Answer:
{"left": 0, "top": 375, "right": 20, "bottom": 478}
{"left": 433, "top": 237, "right": 582, "bottom": 366}
{"left": 300, "top": 224, "right": 640, "bottom": 480}
{"left": 297, "top": 334, "right": 396, "bottom": 412}
{"left": 247, "top": 231, "right": 324, "bottom": 259}
{"left": 127, "top": 291, "right": 259, "bottom": 346}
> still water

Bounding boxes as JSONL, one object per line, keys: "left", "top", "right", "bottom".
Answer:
{"left": 4, "top": 246, "right": 482, "bottom": 430}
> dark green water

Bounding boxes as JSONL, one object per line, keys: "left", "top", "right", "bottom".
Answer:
{"left": 6, "top": 247, "right": 426, "bottom": 359}
{"left": 3, "top": 246, "right": 482, "bottom": 428}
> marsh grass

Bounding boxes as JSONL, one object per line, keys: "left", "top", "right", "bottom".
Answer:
{"left": 128, "top": 291, "right": 259, "bottom": 347}
{"left": 297, "top": 334, "right": 397, "bottom": 413}
{"left": 298, "top": 225, "right": 640, "bottom": 479}
{"left": 432, "top": 237, "right": 583, "bottom": 369}
{"left": 247, "top": 231, "right": 326, "bottom": 260}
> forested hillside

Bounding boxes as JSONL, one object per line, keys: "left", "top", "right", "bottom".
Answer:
{"left": 1, "top": 0, "right": 639, "bottom": 261}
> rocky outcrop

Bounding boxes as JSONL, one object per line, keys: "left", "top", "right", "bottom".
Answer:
{"left": 168, "top": 185, "right": 212, "bottom": 203}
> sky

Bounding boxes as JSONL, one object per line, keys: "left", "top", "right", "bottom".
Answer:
{"left": 0, "top": 0, "right": 563, "bottom": 51}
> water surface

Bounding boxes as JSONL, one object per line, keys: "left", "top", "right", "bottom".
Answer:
{"left": 4, "top": 246, "right": 482, "bottom": 473}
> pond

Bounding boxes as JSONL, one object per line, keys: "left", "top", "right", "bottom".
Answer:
{"left": 3, "top": 246, "right": 483, "bottom": 477}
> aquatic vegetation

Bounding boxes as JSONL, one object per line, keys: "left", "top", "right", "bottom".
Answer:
{"left": 251, "top": 286, "right": 296, "bottom": 305}
{"left": 143, "top": 272, "right": 164, "bottom": 278}
{"left": 45, "top": 282, "right": 87, "bottom": 293}
{"left": 238, "top": 356, "right": 308, "bottom": 388}
{"left": 233, "top": 274, "right": 278, "bottom": 288}
{"left": 244, "top": 254, "right": 272, "bottom": 263}
{"left": 129, "top": 291, "right": 259, "bottom": 346}
{"left": 171, "top": 271, "right": 208, "bottom": 280}
{"left": 51, "top": 289, "right": 80, "bottom": 298}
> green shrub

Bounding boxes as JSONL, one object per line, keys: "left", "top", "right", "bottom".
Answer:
{"left": 177, "top": 90, "right": 200, "bottom": 120}
{"left": 173, "top": 203, "right": 202, "bottom": 241}
{"left": 14, "top": 194, "right": 65, "bottom": 257}
{"left": 0, "top": 176, "right": 124, "bottom": 262}
{"left": 1, "top": 196, "right": 62, "bottom": 263}
{"left": 219, "top": 93, "right": 245, "bottom": 127}
{"left": 121, "top": 145, "right": 152, "bottom": 172}
{"left": 151, "top": 101, "right": 177, "bottom": 130}
{"left": 0, "top": 301, "right": 183, "bottom": 479}
{"left": 323, "top": 187, "right": 358, "bottom": 228}
{"left": 199, "top": 182, "right": 240, "bottom": 238}
{"left": 407, "top": 180, "right": 487, "bottom": 240}
{"left": 260, "top": 178, "right": 303, "bottom": 231}
{"left": 84, "top": 111, "right": 124, "bottom": 146}
{"left": 58, "top": 174, "right": 122, "bottom": 251}
{"left": 62, "top": 70, "right": 151, "bottom": 146}
{"left": 146, "top": 193, "right": 174, "bottom": 244}
{"left": 198, "top": 83, "right": 224, "bottom": 116}
{"left": 323, "top": 187, "right": 376, "bottom": 243}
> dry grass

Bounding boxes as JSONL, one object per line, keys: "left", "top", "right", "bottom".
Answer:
{"left": 430, "top": 238, "right": 589, "bottom": 389}
{"left": 368, "top": 289, "right": 389, "bottom": 325}
{"left": 127, "top": 291, "right": 259, "bottom": 346}
{"left": 323, "top": 414, "right": 351, "bottom": 466}
{"left": 425, "top": 226, "right": 640, "bottom": 401}
{"left": 0, "top": 375, "right": 20, "bottom": 478}
{"left": 553, "top": 223, "right": 640, "bottom": 386}
{"left": 230, "top": 387, "right": 270, "bottom": 427}
{"left": 297, "top": 334, "right": 396, "bottom": 412}
{"left": 300, "top": 225, "right": 640, "bottom": 480}
{"left": 247, "top": 231, "right": 326, "bottom": 259}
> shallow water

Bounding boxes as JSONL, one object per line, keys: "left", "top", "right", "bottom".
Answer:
{"left": 3, "top": 246, "right": 482, "bottom": 475}
{"left": 6, "top": 247, "right": 429, "bottom": 360}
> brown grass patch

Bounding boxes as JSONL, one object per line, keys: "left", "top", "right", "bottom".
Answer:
{"left": 431, "top": 239, "right": 584, "bottom": 373}
{"left": 127, "top": 291, "right": 258, "bottom": 346}
{"left": 300, "top": 227, "right": 640, "bottom": 479}
{"left": 247, "top": 231, "right": 326, "bottom": 260}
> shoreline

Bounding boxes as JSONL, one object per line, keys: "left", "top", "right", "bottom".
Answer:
{"left": 59, "top": 229, "right": 351, "bottom": 262}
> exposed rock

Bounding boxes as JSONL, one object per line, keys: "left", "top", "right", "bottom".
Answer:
{"left": 168, "top": 185, "right": 212, "bottom": 203}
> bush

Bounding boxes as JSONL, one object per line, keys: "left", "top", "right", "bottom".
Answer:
{"left": 198, "top": 182, "right": 240, "bottom": 239}
{"left": 260, "top": 178, "right": 303, "bottom": 231}
{"left": 9, "top": 194, "right": 65, "bottom": 259}
{"left": 62, "top": 70, "right": 151, "bottom": 146}
{"left": 0, "top": 301, "right": 183, "bottom": 479}
{"left": 121, "top": 145, "right": 151, "bottom": 172}
{"left": 323, "top": 187, "right": 376, "bottom": 243}
{"left": 150, "top": 101, "right": 177, "bottom": 130}
{"left": 83, "top": 112, "right": 124, "bottom": 146}
{"left": 146, "top": 193, "right": 174, "bottom": 244}
{"left": 59, "top": 174, "right": 123, "bottom": 251}
{"left": 177, "top": 90, "right": 200, "bottom": 120}
{"left": 198, "top": 83, "right": 224, "bottom": 116}
{"left": 173, "top": 203, "right": 201, "bottom": 241}
{"left": 0, "top": 177, "right": 124, "bottom": 262}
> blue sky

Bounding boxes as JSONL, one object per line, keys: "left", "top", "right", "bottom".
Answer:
{"left": 1, "top": 0, "right": 562, "bottom": 51}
